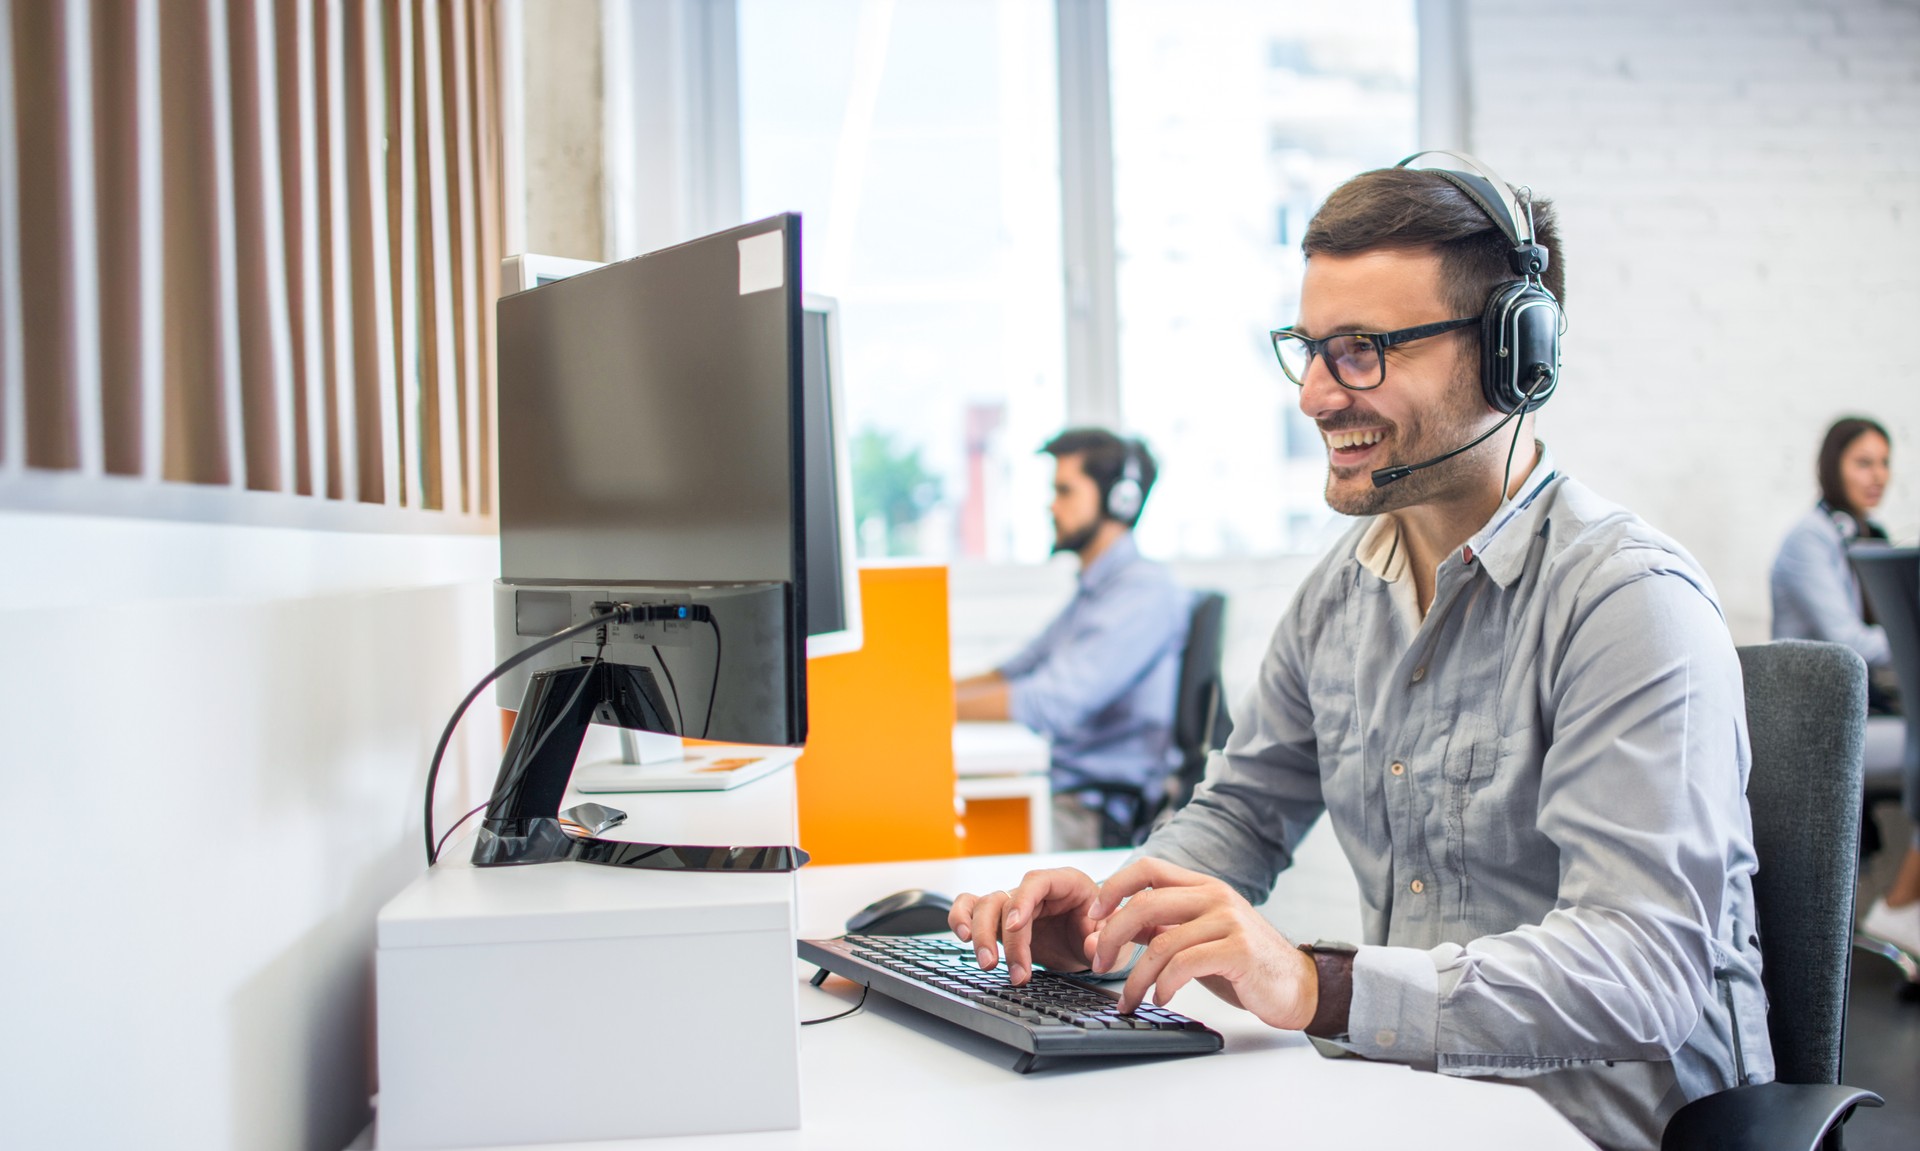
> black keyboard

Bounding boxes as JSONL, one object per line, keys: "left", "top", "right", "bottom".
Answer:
{"left": 799, "top": 933, "right": 1223, "bottom": 1072}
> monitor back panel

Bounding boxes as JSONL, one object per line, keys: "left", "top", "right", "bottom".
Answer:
{"left": 497, "top": 217, "right": 802, "bottom": 588}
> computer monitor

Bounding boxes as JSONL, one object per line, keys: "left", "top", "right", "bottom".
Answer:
{"left": 476, "top": 214, "right": 822, "bottom": 871}
{"left": 494, "top": 267, "right": 862, "bottom": 662}
{"left": 798, "top": 294, "right": 862, "bottom": 658}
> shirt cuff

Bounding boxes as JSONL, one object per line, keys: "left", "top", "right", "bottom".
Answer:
{"left": 1338, "top": 944, "right": 1440, "bottom": 1068}
{"left": 1004, "top": 678, "right": 1042, "bottom": 733}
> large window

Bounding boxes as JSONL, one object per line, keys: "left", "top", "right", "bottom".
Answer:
{"left": 736, "top": 0, "right": 1419, "bottom": 562}
{"left": 739, "top": 0, "right": 1066, "bottom": 561}
{"left": 1110, "top": 0, "right": 1418, "bottom": 558}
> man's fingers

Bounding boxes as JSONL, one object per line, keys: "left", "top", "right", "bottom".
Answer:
{"left": 1088, "top": 856, "right": 1212, "bottom": 918}
{"left": 1115, "top": 920, "right": 1229, "bottom": 1014}
{"left": 1001, "top": 869, "right": 1087, "bottom": 980}
{"left": 967, "top": 890, "right": 1011, "bottom": 970}
{"left": 947, "top": 869, "right": 1102, "bottom": 984}
{"left": 1090, "top": 886, "right": 1216, "bottom": 973}
{"left": 948, "top": 892, "right": 978, "bottom": 941}
{"left": 1146, "top": 939, "right": 1240, "bottom": 1008}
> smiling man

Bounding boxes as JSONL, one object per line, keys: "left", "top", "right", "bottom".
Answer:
{"left": 948, "top": 161, "right": 1773, "bottom": 1151}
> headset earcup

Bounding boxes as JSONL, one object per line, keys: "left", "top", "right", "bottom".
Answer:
{"left": 1105, "top": 444, "right": 1145, "bottom": 523}
{"left": 1481, "top": 282, "right": 1562, "bottom": 413}
{"left": 1106, "top": 476, "right": 1143, "bottom": 523}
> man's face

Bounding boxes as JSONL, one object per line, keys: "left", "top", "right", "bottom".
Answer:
{"left": 1050, "top": 454, "right": 1105, "bottom": 555}
{"left": 1294, "top": 248, "right": 1489, "bottom": 517}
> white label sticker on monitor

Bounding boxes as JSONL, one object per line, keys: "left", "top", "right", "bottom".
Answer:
{"left": 738, "top": 231, "right": 784, "bottom": 295}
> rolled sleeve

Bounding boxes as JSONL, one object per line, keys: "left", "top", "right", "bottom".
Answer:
{"left": 1340, "top": 945, "right": 1441, "bottom": 1067}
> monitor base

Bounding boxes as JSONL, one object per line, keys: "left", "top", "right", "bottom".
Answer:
{"left": 465, "top": 663, "right": 810, "bottom": 873}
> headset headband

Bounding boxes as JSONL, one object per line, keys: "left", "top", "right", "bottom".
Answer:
{"left": 1395, "top": 150, "right": 1546, "bottom": 280}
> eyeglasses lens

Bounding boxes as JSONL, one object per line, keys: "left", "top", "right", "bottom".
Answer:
{"left": 1274, "top": 333, "right": 1383, "bottom": 390}
{"left": 1273, "top": 334, "right": 1311, "bottom": 383}
{"left": 1327, "top": 335, "right": 1382, "bottom": 389}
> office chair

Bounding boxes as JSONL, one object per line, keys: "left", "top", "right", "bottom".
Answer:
{"left": 1850, "top": 545, "right": 1920, "bottom": 982}
{"left": 1660, "top": 641, "right": 1883, "bottom": 1151}
{"left": 1081, "top": 591, "right": 1234, "bottom": 849}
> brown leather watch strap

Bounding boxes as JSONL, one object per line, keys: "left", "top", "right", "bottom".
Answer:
{"left": 1300, "top": 944, "right": 1355, "bottom": 1039}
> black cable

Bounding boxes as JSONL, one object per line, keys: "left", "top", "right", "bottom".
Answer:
{"left": 702, "top": 618, "right": 722, "bottom": 740}
{"left": 651, "top": 644, "right": 688, "bottom": 736}
{"left": 800, "top": 982, "right": 870, "bottom": 1026}
{"left": 422, "top": 608, "right": 619, "bottom": 866}
{"left": 434, "top": 801, "right": 488, "bottom": 861}
{"left": 1501, "top": 369, "right": 1552, "bottom": 499}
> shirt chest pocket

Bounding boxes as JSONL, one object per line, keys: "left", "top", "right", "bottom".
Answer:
{"left": 1444, "top": 721, "right": 1544, "bottom": 882}
{"left": 1308, "top": 668, "right": 1375, "bottom": 826}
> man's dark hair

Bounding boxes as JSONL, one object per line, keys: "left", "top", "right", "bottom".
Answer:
{"left": 1043, "top": 427, "right": 1158, "bottom": 525}
{"left": 1301, "top": 167, "right": 1566, "bottom": 321}
{"left": 1817, "top": 415, "right": 1891, "bottom": 533}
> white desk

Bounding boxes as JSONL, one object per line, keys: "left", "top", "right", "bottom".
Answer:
{"left": 363, "top": 825, "right": 1593, "bottom": 1150}
{"left": 951, "top": 721, "right": 1052, "bottom": 852}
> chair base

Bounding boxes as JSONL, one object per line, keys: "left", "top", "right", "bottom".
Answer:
{"left": 1661, "top": 1082, "right": 1883, "bottom": 1151}
{"left": 1853, "top": 932, "right": 1920, "bottom": 984}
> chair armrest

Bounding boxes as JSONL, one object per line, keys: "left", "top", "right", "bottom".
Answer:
{"left": 1660, "top": 1082, "right": 1883, "bottom": 1151}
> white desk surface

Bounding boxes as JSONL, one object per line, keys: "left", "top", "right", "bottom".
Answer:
{"left": 366, "top": 824, "right": 1591, "bottom": 1151}
{"left": 951, "top": 720, "right": 1049, "bottom": 777}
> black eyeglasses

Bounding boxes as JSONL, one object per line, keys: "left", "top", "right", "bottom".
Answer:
{"left": 1269, "top": 317, "right": 1478, "bottom": 391}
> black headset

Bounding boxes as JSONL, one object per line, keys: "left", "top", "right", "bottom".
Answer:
{"left": 1395, "top": 151, "right": 1564, "bottom": 415}
{"left": 1104, "top": 441, "right": 1146, "bottom": 524}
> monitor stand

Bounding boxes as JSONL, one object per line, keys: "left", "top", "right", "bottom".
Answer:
{"left": 468, "top": 662, "right": 810, "bottom": 872}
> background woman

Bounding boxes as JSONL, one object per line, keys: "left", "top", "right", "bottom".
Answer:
{"left": 1770, "top": 416, "right": 1917, "bottom": 957}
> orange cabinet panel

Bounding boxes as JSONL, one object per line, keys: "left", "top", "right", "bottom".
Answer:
{"left": 796, "top": 566, "right": 960, "bottom": 865}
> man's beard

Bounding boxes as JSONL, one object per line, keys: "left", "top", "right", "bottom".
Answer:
{"left": 1052, "top": 518, "right": 1101, "bottom": 555}
{"left": 1322, "top": 373, "right": 1494, "bottom": 518}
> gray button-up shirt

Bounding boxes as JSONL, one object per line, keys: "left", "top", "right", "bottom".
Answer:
{"left": 1141, "top": 452, "right": 1772, "bottom": 1151}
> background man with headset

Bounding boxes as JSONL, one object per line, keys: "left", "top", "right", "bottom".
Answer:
{"left": 949, "top": 158, "right": 1772, "bottom": 1150}
{"left": 955, "top": 429, "right": 1191, "bottom": 852}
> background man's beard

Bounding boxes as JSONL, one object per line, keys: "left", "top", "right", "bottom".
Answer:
{"left": 1052, "top": 519, "right": 1101, "bottom": 555}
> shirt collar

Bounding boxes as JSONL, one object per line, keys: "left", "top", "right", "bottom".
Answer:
{"left": 1464, "top": 442, "right": 1560, "bottom": 588}
{"left": 1356, "top": 514, "right": 1408, "bottom": 585}
{"left": 1079, "top": 531, "right": 1139, "bottom": 593}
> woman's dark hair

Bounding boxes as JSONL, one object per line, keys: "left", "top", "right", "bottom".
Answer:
{"left": 1817, "top": 416, "right": 1891, "bottom": 535}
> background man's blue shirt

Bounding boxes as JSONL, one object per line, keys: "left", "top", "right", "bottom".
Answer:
{"left": 998, "top": 534, "right": 1189, "bottom": 796}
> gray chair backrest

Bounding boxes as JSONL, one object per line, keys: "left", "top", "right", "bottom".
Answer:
{"left": 1851, "top": 545, "right": 1920, "bottom": 782}
{"left": 1170, "top": 591, "right": 1231, "bottom": 807}
{"left": 1737, "top": 640, "right": 1867, "bottom": 1086}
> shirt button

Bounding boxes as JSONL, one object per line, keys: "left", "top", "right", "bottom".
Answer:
{"left": 1410, "top": 666, "right": 1426, "bottom": 683}
{"left": 1410, "top": 879, "right": 1425, "bottom": 894}
{"left": 1390, "top": 761, "right": 1405, "bottom": 776}
{"left": 1375, "top": 1029, "right": 1398, "bottom": 1048}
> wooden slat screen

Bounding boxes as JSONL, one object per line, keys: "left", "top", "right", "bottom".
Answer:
{"left": 0, "top": 0, "right": 503, "bottom": 522}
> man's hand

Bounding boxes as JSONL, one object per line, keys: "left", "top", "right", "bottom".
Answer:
{"left": 954, "top": 672, "right": 1012, "bottom": 722}
{"left": 948, "top": 868, "right": 1103, "bottom": 985}
{"left": 1088, "top": 857, "right": 1319, "bottom": 1029}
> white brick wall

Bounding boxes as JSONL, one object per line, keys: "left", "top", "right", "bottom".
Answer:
{"left": 1465, "top": 0, "right": 1920, "bottom": 642}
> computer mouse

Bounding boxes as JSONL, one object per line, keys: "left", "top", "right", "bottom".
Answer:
{"left": 845, "top": 888, "right": 955, "bottom": 936}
